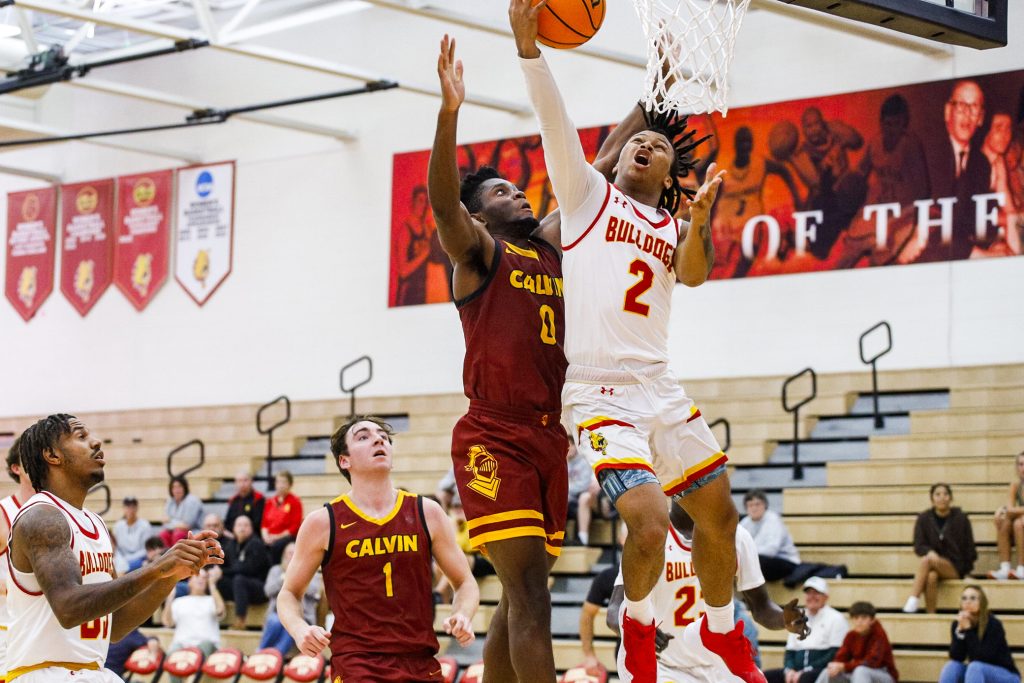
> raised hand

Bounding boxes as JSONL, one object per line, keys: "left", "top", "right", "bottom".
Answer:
{"left": 782, "top": 598, "right": 810, "bottom": 639}
{"left": 686, "top": 161, "right": 726, "bottom": 228}
{"left": 437, "top": 34, "right": 465, "bottom": 114}
{"left": 153, "top": 530, "right": 224, "bottom": 581}
{"left": 508, "top": 0, "right": 546, "bottom": 59}
{"left": 444, "top": 611, "right": 475, "bottom": 646}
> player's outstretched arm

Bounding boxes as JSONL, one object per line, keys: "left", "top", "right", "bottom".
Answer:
{"left": 423, "top": 498, "right": 478, "bottom": 646}
{"left": 742, "top": 588, "right": 809, "bottom": 640}
{"left": 674, "top": 162, "right": 725, "bottom": 286}
{"left": 278, "top": 508, "right": 331, "bottom": 657}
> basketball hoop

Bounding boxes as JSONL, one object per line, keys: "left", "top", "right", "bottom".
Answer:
{"left": 632, "top": 0, "right": 752, "bottom": 116}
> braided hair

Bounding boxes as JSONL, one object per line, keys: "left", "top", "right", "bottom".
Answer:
{"left": 641, "top": 106, "right": 711, "bottom": 215}
{"left": 459, "top": 166, "right": 502, "bottom": 213}
{"left": 19, "top": 413, "right": 75, "bottom": 492}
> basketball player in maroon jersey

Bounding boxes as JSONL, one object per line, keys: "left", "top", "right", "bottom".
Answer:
{"left": 277, "top": 417, "right": 477, "bottom": 683}
{"left": 429, "top": 36, "right": 652, "bottom": 682}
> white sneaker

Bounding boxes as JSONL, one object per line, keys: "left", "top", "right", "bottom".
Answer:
{"left": 902, "top": 596, "right": 920, "bottom": 613}
{"left": 1015, "top": 566, "right": 1024, "bottom": 580}
{"left": 988, "top": 568, "right": 1013, "bottom": 581}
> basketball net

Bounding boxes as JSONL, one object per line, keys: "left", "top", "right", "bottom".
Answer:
{"left": 632, "top": 0, "right": 752, "bottom": 116}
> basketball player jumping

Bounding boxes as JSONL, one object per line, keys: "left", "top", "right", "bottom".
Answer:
{"left": 5, "top": 414, "right": 223, "bottom": 683}
{"left": 277, "top": 417, "right": 478, "bottom": 683}
{"left": 510, "top": 2, "right": 763, "bottom": 682}
{"left": 1, "top": 436, "right": 37, "bottom": 682}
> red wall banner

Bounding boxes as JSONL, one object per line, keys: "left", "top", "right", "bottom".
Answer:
{"left": 114, "top": 170, "right": 172, "bottom": 311}
{"left": 5, "top": 188, "right": 57, "bottom": 321}
{"left": 60, "top": 179, "right": 115, "bottom": 317}
{"left": 389, "top": 68, "right": 1024, "bottom": 306}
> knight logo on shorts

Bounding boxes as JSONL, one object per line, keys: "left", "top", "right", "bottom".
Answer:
{"left": 464, "top": 445, "right": 501, "bottom": 500}
{"left": 589, "top": 432, "right": 608, "bottom": 456}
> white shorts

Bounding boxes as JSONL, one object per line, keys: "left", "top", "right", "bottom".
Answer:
{"left": 563, "top": 368, "right": 727, "bottom": 498}
{"left": 9, "top": 667, "right": 122, "bottom": 683}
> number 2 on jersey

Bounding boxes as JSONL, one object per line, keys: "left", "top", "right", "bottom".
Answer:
{"left": 624, "top": 259, "right": 654, "bottom": 316}
{"left": 383, "top": 561, "right": 394, "bottom": 597}
{"left": 81, "top": 614, "right": 111, "bottom": 640}
{"left": 674, "top": 585, "right": 704, "bottom": 627}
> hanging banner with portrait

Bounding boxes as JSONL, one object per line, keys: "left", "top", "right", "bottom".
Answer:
{"left": 60, "top": 179, "right": 116, "bottom": 317}
{"left": 114, "top": 170, "right": 173, "bottom": 311}
{"left": 174, "top": 161, "right": 235, "bottom": 306}
{"left": 5, "top": 187, "right": 57, "bottom": 322}
{"left": 388, "top": 68, "right": 1024, "bottom": 305}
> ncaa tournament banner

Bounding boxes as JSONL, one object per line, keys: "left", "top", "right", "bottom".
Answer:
{"left": 175, "top": 161, "right": 235, "bottom": 306}
{"left": 388, "top": 126, "right": 614, "bottom": 307}
{"left": 388, "top": 68, "right": 1024, "bottom": 305}
{"left": 5, "top": 187, "right": 57, "bottom": 322}
{"left": 60, "top": 179, "right": 115, "bottom": 317}
{"left": 114, "top": 170, "right": 173, "bottom": 311}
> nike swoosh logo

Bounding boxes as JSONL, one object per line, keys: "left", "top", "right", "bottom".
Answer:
{"left": 339, "top": 521, "right": 357, "bottom": 529}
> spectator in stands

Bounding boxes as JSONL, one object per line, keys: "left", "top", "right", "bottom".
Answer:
{"left": 203, "top": 512, "right": 225, "bottom": 538}
{"left": 259, "top": 541, "right": 323, "bottom": 657}
{"left": 217, "top": 514, "right": 271, "bottom": 630}
{"left": 567, "top": 439, "right": 608, "bottom": 546}
{"left": 765, "top": 577, "right": 848, "bottom": 683}
{"left": 741, "top": 488, "right": 802, "bottom": 581}
{"left": 434, "top": 498, "right": 495, "bottom": 602}
{"left": 113, "top": 496, "right": 155, "bottom": 572}
{"left": 160, "top": 475, "right": 205, "bottom": 547}
{"left": 224, "top": 469, "right": 265, "bottom": 538}
{"left": 938, "top": 585, "right": 1020, "bottom": 683}
{"left": 435, "top": 466, "right": 460, "bottom": 512}
{"left": 815, "top": 601, "right": 897, "bottom": 683}
{"left": 104, "top": 631, "right": 154, "bottom": 678}
{"left": 163, "top": 566, "right": 225, "bottom": 682}
{"left": 989, "top": 451, "right": 1024, "bottom": 581}
{"left": 903, "top": 484, "right": 977, "bottom": 614}
{"left": 261, "top": 470, "right": 303, "bottom": 564}
{"left": 142, "top": 535, "right": 167, "bottom": 567}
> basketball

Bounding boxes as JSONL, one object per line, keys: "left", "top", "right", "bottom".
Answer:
{"left": 768, "top": 120, "right": 800, "bottom": 161}
{"left": 535, "top": 0, "right": 605, "bottom": 49}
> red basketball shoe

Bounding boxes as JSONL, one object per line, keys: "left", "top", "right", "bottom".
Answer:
{"left": 699, "top": 617, "right": 767, "bottom": 683}
{"left": 619, "top": 612, "right": 657, "bottom": 683}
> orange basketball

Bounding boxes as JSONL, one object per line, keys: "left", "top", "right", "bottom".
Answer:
{"left": 535, "top": 0, "right": 605, "bottom": 49}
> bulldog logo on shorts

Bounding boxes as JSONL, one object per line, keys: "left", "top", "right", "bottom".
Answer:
{"left": 589, "top": 432, "right": 608, "bottom": 456}
{"left": 464, "top": 445, "right": 501, "bottom": 500}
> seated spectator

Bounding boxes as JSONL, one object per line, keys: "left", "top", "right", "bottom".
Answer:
{"left": 217, "top": 514, "right": 271, "bottom": 630}
{"left": 435, "top": 467, "right": 460, "bottom": 512}
{"left": 765, "top": 577, "right": 848, "bottom": 683}
{"left": 113, "top": 496, "right": 155, "bottom": 572}
{"left": 815, "top": 601, "right": 897, "bottom": 683}
{"left": 740, "top": 489, "right": 801, "bottom": 581}
{"left": 163, "top": 567, "right": 225, "bottom": 683}
{"left": 203, "top": 512, "right": 225, "bottom": 538}
{"left": 989, "top": 451, "right": 1024, "bottom": 581}
{"left": 903, "top": 483, "right": 976, "bottom": 614}
{"left": 259, "top": 541, "right": 323, "bottom": 657}
{"left": 938, "top": 585, "right": 1020, "bottom": 683}
{"left": 567, "top": 439, "right": 610, "bottom": 546}
{"left": 160, "top": 475, "right": 204, "bottom": 548}
{"left": 142, "top": 535, "right": 167, "bottom": 567}
{"left": 224, "top": 470, "right": 265, "bottom": 538}
{"left": 262, "top": 470, "right": 303, "bottom": 564}
{"left": 434, "top": 499, "right": 494, "bottom": 602}
{"left": 105, "top": 630, "right": 154, "bottom": 678}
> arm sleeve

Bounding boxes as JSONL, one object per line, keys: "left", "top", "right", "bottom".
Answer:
{"left": 185, "top": 496, "right": 205, "bottom": 530}
{"left": 264, "top": 565, "right": 284, "bottom": 599}
{"left": 734, "top": 526, "right": 766, "bottom": 591}
{"left": 861, "top": 629, "right": 894, "bottom": 671}
{"left": 949, "top": 622, "right": 969, "bottom": 661}
{"left": 287, "top": 497, "right": 304, "bottom": 537}
{"left": 913, "top": 513, "right": 930, "bottom": 556}
{"left": 828, "top": 610, "right": 850, "bottom": 648}
{"left": 783, "top": 649, "right": 799, "bottom": 670}
{"left": 753, "top": 512, "right": 788, "bottom": 557}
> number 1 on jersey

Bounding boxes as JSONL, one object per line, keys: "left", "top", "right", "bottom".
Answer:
{"left": 624, "top": 259, "right": 654, "bottom": 316}
{"left": 383, "top": 561, "right": 394, "bottom": 597}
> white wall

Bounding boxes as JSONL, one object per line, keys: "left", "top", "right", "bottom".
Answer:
{"left": 0, "top": 6, "right": 1022, "bottom": 417}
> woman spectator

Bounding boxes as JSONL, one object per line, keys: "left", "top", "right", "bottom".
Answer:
{"left": 938, "top": 585, "right": 1020, "bottom": 683}
{"left": 989, "top": 451, "right": 1024, "bottom": 581}
{"left": 261, "top": 470, "right": 303, "bottom": 564}
{"left": 902, "top": 483, "right": 976, "bottom": 614}
{"left": 217, "top": 514, "right": 271, "bottom": 630}
{"left": 160, "top": 475, "right": 205, "bottom": 548}
{"left": 259, "top": 541, "right": 323, "bottom": 657}
{"left": 162, "top": 567, "right": 225, "bottom": 682}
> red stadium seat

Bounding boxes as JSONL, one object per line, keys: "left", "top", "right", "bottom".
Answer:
{"left": 200, "top": 648, "right": 244, "bottom": 682}
{"left": 437, "top": 656, "right": 458, "bottom": 683}
{"left": 461, "top": 661, "right": 485, "bottom": 683}
{"left": 560, "top": 664, "right": 608, "bottom": 683}
{"left": 282, "top": 656, "right": 326, "bottom": 683}
{"left": 162, "top": 647, "right": 205, "bottom": 682}
{"left": 239, "top": 649, "right": 283, "bottom": 682}
{"left": 123, "top": 644, "right": 164, "bottom": 682}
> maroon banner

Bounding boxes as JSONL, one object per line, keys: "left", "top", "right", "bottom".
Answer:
{"left": 114, "top": 170, "right": 172, "bottom": 311}
{"left": 60, "top": 179, "right": 115, "bottom": 317}
{"left": 5, "top": 188, "right": 57, "bottom": 322}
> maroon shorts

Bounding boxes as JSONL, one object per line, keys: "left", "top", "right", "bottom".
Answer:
{"left": 330, "top": 652, "right": 443, "bottom": 682}
{"left": 451, "top": 399, "right": 569, "bottom": 557}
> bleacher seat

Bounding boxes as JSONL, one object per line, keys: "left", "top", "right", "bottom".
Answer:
{"left": 123, "top": 644, "right": 164, "bottom": 683}
{"left": 162, "top": 647, "right": 205, "bottom": 683}
{"left": 199, "top": 648, "right": 244, "bottom": 682}
{"left": 561, "top": 665, "right": 608, "bottom": 683}
{"left": 437, "top": 655, "right": 458, "bottom": 683}
{"left": 281, "top": 655, "right": 326, "bottom": 683}
{"left": 238, "top": 649, "right": 283, "bottom": 682}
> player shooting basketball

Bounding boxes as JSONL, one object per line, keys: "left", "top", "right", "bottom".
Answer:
{"left": 510, "top": 1, "right": 763, "bottom": 682}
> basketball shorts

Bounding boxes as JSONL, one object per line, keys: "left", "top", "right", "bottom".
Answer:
{"left": 330, "top": 652, "right": 443, "bottom": 682}
{"left": 562, "top": 367, "right": 727, "bottom": 503}
{"left": 451, "top": 399, "right": 569, "bottom": 557}
{"left": 8, "top": 666, "right": 122, "bottom": 683}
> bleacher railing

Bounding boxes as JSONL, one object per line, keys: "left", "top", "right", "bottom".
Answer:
{"left": 167, "top": 439, "right": 206, "bottom": 480}
{"left": 708, "top": 417, "right": 732, "bottom": 454}
{"left": 859, "top": 320, "right": 893, "bottom": 429}
{"left": 88, "top": 482, "right": 111, "bottom": 516}
{"left": 340, "top": 355, "right": 374, "bottom": 419}
{"left": 782, "top": 367, "right": 817, "bottom": 480}
{"left": 257, "top": 395, "right": 291, "bottom": 490}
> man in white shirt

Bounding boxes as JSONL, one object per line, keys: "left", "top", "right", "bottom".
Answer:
{"left": 740, "top": 489, "right": 801, "bottom": 582}
{"left": 764, "top": 578, "right": 848, "bottom": 683}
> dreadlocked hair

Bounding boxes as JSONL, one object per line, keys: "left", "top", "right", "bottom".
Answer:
{"left": 641, "top": 106, "right": 711, "bottom": 215}
{"left": 459, "top": 166, "right": 501, "bottom": 213}
{"left": 19, "top": 414, "right": 75, "bottom": 492}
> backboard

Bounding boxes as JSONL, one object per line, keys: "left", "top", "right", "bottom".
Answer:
{"left": 779, "top": 0, "right": 1007, "bottom": 49}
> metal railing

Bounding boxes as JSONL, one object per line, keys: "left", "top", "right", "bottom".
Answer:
{"left": 257, "top": 395, "right": 292, "bottom": 489}
{"left": 88, "top": 482, "right": 111, "bottom": 517}
{"left": 859, "top": 321, "right": 893, "bottom": 429}
{"left": 167, "top": 439, "right": 206, "bottom": 480}
{"left": 340, "top": 355, "right": 374, "bottom": 419}
{"left": 782, "top": 367, "right": 817, "bottom": 480}
{"left": 708, "top": 417, "right": 732, "bottom": 454}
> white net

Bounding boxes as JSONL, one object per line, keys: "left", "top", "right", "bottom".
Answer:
{"left": 633, "top": 0, "right": 752, "bottom": 116}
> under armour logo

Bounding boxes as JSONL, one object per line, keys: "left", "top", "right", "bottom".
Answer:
{"left": 600, "top": 387, "right": 614, "bottom": 395}
{"left": 612, "top": 196, "right": 624, "bottom": 206}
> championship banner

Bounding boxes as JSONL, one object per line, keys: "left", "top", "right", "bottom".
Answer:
{"left": 60, "top": 179, "right": 115, "bottom": 317}
{"left": 114, "top": 170, "right": 172, "bottom": 311}
{"left": 174, "top": 161, "right": 235, "bottom": 306}
{"left": 5, "top": 187, "right": 57, "bottom": 322}
{"left": 389, "top": 69, "right": 1024, "bottom": 305}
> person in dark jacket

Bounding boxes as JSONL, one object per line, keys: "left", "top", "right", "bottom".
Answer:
{"left": 224, "top": 470, "right": 265, "bottom": 538}
{"left": 815, "top": 601, "right": 898, "bottom": 683}
{"left": 216, "top": 513, "right": 271, "bottom": 630}
{"left": 938, "top": 585, "right": 1020, "bottom": 683}
{"left": 903, "top": 483, "right": 976, "bottom": 613}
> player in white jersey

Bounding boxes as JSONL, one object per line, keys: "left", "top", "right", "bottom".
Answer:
{"left": 608, "top": 505, "right": 810, "bottom": 683}
{"left": 5, "top": 414, "right": 223, "bottom": 683}
{"left": 509, "top": 2, "right": 755, "bottom": 681}
{"left": 1, "top": 436, "right": 38, "bottom": 683}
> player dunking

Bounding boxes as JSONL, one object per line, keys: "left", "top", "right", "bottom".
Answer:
{"left": 510, "top": 2, "right": 762, "bottom": 682}
{"left": 5, "top": 414, "right": 223, "bottom": 683}
{"left": 1, "top": 436, "right": 37, "bottom": 682}
{"left": 277, "top": 417, "right": 477, "bottom": 683}
{"left": 428, "top": 35, "right": 650, "bottom": 682}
